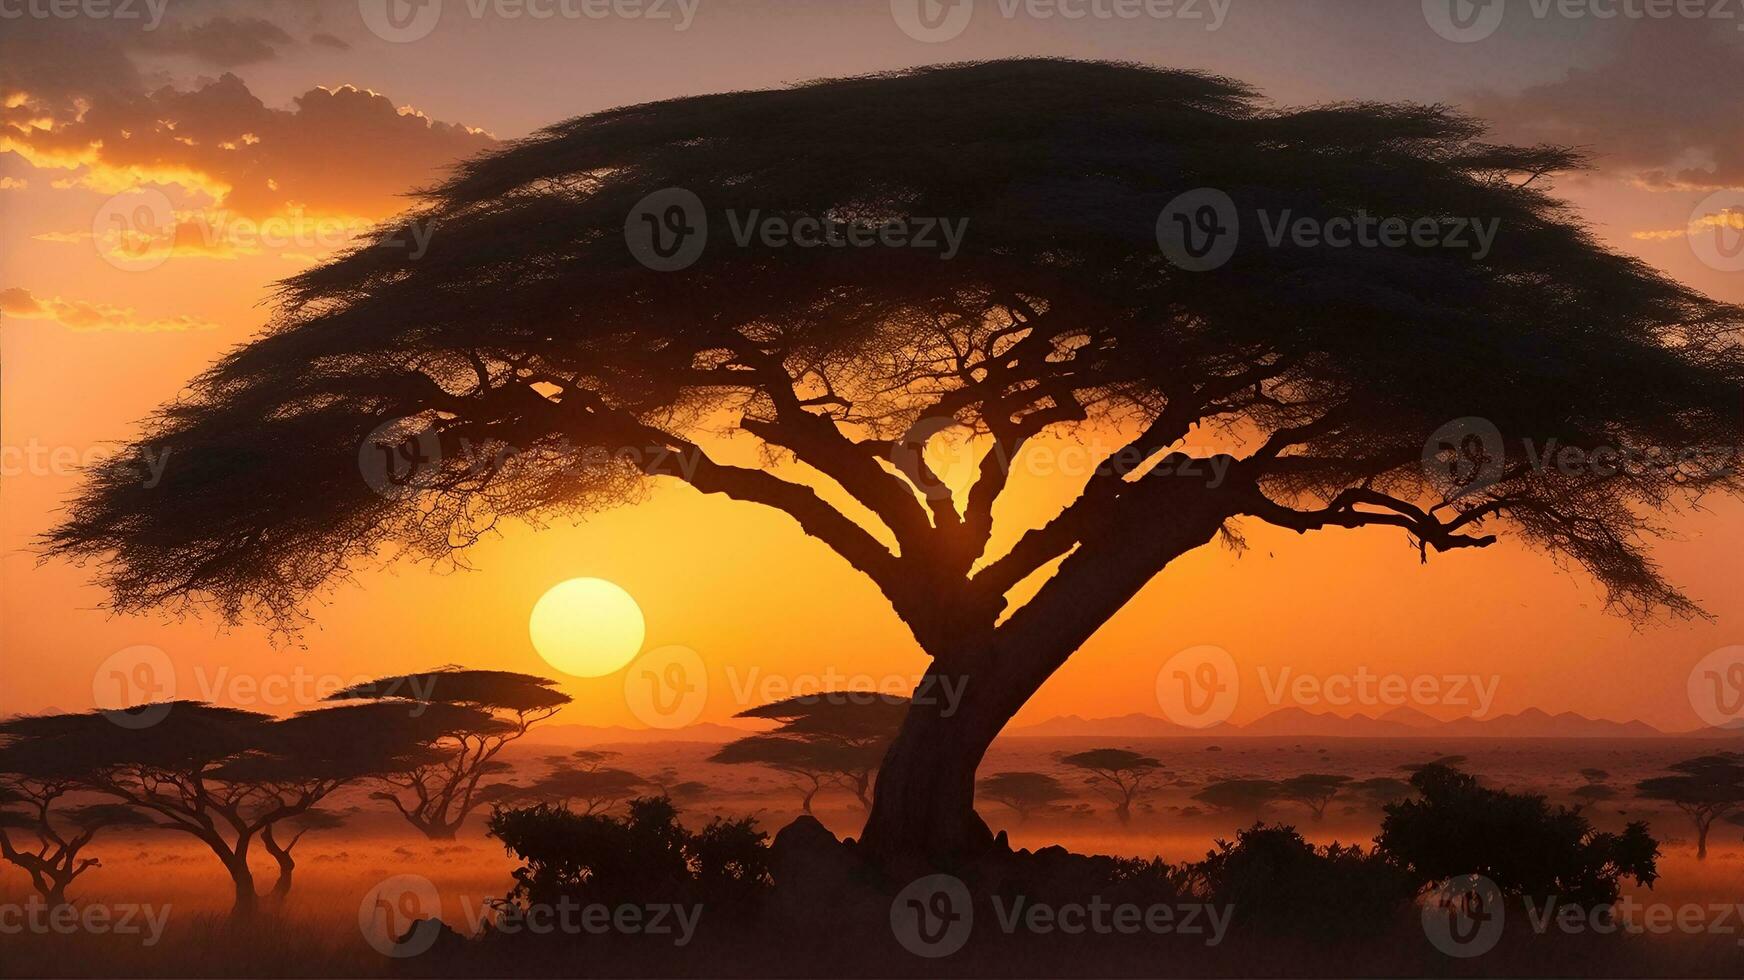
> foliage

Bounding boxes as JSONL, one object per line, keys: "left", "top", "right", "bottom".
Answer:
{"left": 1059, "top": 749, "right": 1166, "bottom": 822}
{"left": 1189, "top": 824, "right": 1416, "bottom": 937}
{"left": 1379, "top": 765, "right": 1658, "bottom": 907}
{"left": 1192, "top": 779, "right": 1282, "bottom": 812}
{"left": 977, "top": 771, "right": 1076, "bottom": 821}
{"left": 487, "top": 797, "right": 770, "bottom": 918}
{"left": 324, "top": 668, "right": 571, "bottom": 838}
{"left": 1635, "top": 752, "right": 1744, "bottom": 859}
{"left": 712, "top": 695, "right": 907, "bottom": 811}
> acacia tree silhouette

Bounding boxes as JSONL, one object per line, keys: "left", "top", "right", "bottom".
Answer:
{"left": 42, "top": 59, "right": 1744, "bottom": 861}
{"left": 0, "top": 746, "right": 157, "bottom": 907}
{"left": 976, "top": 770, "right": 1076, "bottom": 823}
{"left": 0, "top": 703, "right": 435, "bottom": 917}
{"left": 1637, "top": 753, "right": 1744, "bottom": 859}
{"left": 722, "top": 694, "right": 909, "bottom": 810}
{"left": 324, "top": 669, "right": 571, "bottom": 839}
{"left": 1060, "top": 748, "right": 1166, "bottom": 824}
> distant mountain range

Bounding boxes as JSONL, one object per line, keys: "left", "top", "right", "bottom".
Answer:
{"left": 1006, "top": 707, "right": 1738, "bottom": 739}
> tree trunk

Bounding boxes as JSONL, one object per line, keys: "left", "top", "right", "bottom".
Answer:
{"left": 860, "top": 665, "right": 1012, "bottom": 864}
{"left": 227, "top": 858, "right": 259, "bottom": 919}
{"left": 262, "top": 828, "right": 294, "bottom": 906}
{"left": 1696, "top": 817, "right": 1711, "bottom": 860}
{"left": 1114, "top": 800, "right": 1133, "bottom": 825}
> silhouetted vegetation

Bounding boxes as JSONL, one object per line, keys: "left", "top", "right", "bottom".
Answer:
{"left": 1191, "top": 824, "right": 1416, "bottom": 938}
{"left": 711, "top": 695, "right": 906, "bottom": 812}
{"left": 1380, "top": 765, "right": 1658, "bottom": 907}
{"left": 486, "top": 797, "right": 770, "bottom": 920}
{"left": 1636, "top": 752, "right": 1744, "bottom": 859}
{"left": 1278, "top": 773, "right": 1350, "bottom": 821}
{"left": 1059, "top": 749, "right": 1165, "bottom": 824}
{"left": 1192, "top": 779, "right": 1282, "bottom": 814}
{"left": 977, "top": 771, "right": 1076, "bottom": 822}
{"left": 325, "top": 668, "right": 571, "bottom": 839}
{"left": 47, "top": 57, "right": 1744, "bottom": 863}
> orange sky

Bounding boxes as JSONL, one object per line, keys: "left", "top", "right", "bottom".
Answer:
{"left": 2, "top": 1, "right": 1740, "bottom": 732}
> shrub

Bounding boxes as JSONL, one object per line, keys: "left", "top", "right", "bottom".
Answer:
{"left": 1377, "top": 765, "right": 1657, "bottom": 908}
{"left": 1188, "top": 824, "right": 1417, "bottom": 937}
{"left": 487, "top": 796, "right": 771, "bottom": 917}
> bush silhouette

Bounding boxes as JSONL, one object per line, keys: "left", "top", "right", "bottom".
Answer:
{"left": 1190, "top": 823, "right": 1416, "bottom": 937}
{"left": 487, "top": 796, "right": 770, "bottom": 918}
{"left": 1378, "top": 765, "right": 1658, "bottom": 907}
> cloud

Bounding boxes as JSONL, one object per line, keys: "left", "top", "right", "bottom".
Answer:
{"left": 0, "top": 14, "right": 496, "bottom": 228}
{"left": 131, "top": 16, "right": 296, "bottom": 67}
{"left": 1631, "top": 209, "right": 1744, "bottom": 242}
{"left": 310, "top": 32, "right": 351, "bottom": 51}
{"left": 0, "top": 287, "right": 219, "bottom": 333}
{"left": 0, "top": 177, "right": 24, "bottom": 190}
{"left": 1469, "top": 21, "right": 1744, "bottom": 191}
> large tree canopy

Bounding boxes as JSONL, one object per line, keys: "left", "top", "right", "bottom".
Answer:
{"left": 42, "top": 58, "right": 1744, "bottom": 858}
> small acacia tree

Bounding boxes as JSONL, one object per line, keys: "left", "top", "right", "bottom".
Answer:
{"left": 976, "top": 771, "right": 1076, "bottom": 822}
{"left": 1637, "top": 753, "right": 1744, "bottom": 859}
{"left": 1193, "top": 779, "right": 1283, "bottom": 815}
{"left": 1280, "top": 773, "right": 1351, "bottom": 821}
{"left": 324, "top": 668, "right": 571, "bottom": 839}
{"left": 521, "top": 756, "right": 648, "bottom": 815}
{"left": 44, "top": 59, "right": 1744, "bottom": 861}
{"left": 0, "top": 753, "right": 156, "bottom": 908}
{"left": 715, "top": 694, "right": 908, "bottom": 810}
{"left": 1060, "top": 749, "right": 1166, "bottom": 824}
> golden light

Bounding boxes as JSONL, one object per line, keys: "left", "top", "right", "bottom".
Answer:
{"left": 528, "top": 577, "right": 646, "bottom": 677}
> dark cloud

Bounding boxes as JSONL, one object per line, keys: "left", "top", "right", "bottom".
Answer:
{"left": 310, "top": 32, "right": 352, "bottom": 51}
{"left": 132, "top": 16, "right": 297, "bottom": 67}
{"left": 1469, "top": 21, "right": 1744, "bottom": 191}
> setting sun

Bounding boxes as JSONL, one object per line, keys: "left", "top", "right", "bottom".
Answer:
{"left": 528, "top": 577, "right": 646, "bottom": 677}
